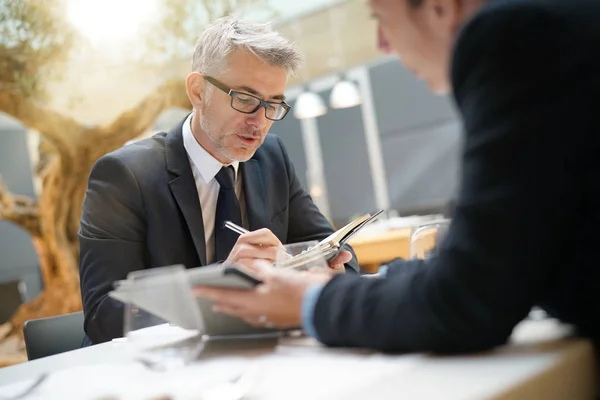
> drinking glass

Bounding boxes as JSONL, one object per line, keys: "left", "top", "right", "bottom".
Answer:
{"left": 122, "top": 265, "right": 206, "bottom": 371}
{"left": 409, "top": 219, "right": 451, "bottom": 260}
{"left": 274, "top": 240, "right": 329, "bottom": 271}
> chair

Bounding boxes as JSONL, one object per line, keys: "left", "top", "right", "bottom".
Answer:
{"left": 0, "top": 280, "right": 26, "bottom": 324}
{"left": 23, "top": 311, "right": 85, "bottom": 361}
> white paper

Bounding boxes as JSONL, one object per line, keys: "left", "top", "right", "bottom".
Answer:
{"left": 109, "top": 273, "right": 203, "bottom": 331}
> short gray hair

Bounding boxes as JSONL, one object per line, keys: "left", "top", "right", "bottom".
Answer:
{"left": 192, "top": 15, "right": 303, "bottom": 77}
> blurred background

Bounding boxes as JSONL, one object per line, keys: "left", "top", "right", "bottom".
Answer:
{"left": 0, "top": 0, "right": 460, "bottom": 355}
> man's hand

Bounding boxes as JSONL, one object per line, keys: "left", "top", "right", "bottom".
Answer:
{"left": 327, "top": 250, "right": 353, "bottom": 273}
{"left": 225, "top": 228, "right": 282, "bottom": 268}
{"left": 194, "top": 262, "right": 333, "bottom": 328}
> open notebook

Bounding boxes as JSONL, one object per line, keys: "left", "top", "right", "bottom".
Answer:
{"left": 278, "top": 210, "right": 384, "bottom": 269}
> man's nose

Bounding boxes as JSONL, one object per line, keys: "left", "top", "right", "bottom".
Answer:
{"left": 246, "top": 107, "right": 268, "bottom": 129}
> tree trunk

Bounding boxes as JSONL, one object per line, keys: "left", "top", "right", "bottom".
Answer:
{"left": 0, "top": 81, "right": 190, "bottom": 366}
{"left": 8, "top": 239, "right": 82, "bottom": 336}
{"left": 0, "top": 159, "right": 85, "bottom": 366}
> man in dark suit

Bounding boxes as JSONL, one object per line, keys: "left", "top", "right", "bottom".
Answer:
{"left": 196, "top": 0, "right": 600, "bottom": 353}
{"left": 78, "top": 16, "right": 358, "bottom": 345}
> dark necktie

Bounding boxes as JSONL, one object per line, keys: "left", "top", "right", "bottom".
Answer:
{"left": 214, "top": 165, "right": 242, "bottom": 262}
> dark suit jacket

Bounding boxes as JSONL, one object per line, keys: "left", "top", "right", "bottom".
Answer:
{"left": 312, "top": 0, "right": 600, "bottom": 353}
{"left": 79, "top": 118, "right": 359, "bottom": 345}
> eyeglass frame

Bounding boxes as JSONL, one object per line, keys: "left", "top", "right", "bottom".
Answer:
{"left": 204, "top": 76, "right": 291, "bottom": 121}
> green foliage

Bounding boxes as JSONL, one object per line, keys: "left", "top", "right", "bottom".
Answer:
{"left": 141, "top": 0, "right": 277, "bottom": 72}
{"left": 0, "top": 0, "right": 75, "bottom": 100}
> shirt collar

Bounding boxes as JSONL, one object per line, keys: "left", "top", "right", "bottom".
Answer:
{"left": 182, "top": 112, "right": 239, "bottom": 183}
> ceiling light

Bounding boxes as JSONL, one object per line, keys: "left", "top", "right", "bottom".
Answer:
{"left": 294, "top": 91, "right": 327, "bottom": 119}
{"left": 330, "top": 80, "right": 362, "bottom": 109}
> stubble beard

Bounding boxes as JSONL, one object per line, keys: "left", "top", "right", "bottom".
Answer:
{"left": 199, "top": 112, "right": 262, "bottom": 163}
{"left": 199, "top": 113, "right": 251, "bottom": 162}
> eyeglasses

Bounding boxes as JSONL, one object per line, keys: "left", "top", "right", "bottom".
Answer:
{"left": 204, "top": 76, "right": 290, "bottom": 121}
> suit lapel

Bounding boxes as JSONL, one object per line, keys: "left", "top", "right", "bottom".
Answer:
{"left": 241, "top": 159, "right": 269, "bottom": 231}
{"left": 165, "top": 116, "right": 207, "bottom": 265}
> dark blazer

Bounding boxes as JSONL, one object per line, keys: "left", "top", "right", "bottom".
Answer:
{"left": 312, "top": 0, "right": 600, "bottom": 353}
{"left": 79, "top": 118, "right": 359, "bottom": 345}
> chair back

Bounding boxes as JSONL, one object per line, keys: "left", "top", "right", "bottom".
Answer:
{"left": 0, "top": 280, "right": 26, "bottom": 324}
{"left": 23, "top": 311, "right": 85, "bottom": 360}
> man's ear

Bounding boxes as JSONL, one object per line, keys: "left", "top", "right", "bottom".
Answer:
{"left": 185, "top": 72, "right": 205, "bottom": 108}
{"left": 429, "top": 0, "right": 461, "bottom": 35}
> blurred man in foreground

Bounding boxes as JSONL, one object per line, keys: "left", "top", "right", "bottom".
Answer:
{"left": 196, "top": 0, "right": 600, "bottom": 353}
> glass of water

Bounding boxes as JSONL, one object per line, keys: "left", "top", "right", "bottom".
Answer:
{"left": 122, "top": 265, "right": 206, "bottom": 371}
{"left": 409, "top": 219, "right": 451, "bottom": 260}
{"left": 274, "top": 240, "right": 329, "bottom": 271}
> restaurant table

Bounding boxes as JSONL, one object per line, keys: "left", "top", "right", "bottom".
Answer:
{"left": 0, "top": 318, "right": 596, "bottom": 399}
{"left": 349, "top": 228, "right": 412, "bottom": 273}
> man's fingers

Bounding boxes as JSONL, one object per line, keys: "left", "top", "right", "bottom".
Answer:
{"left": 243, "top": 317, "right": 262, "bottom": 327}
{"left": 211, "top": 303, "right": 254, "bottom": 319}
{"left": 230, "top": 243, "right": 278, "bottom": 263}
{"left": 194, "top": 286, "right": 256, "bottom": 308}
{"left": 234, "top": 257, "right": 264, "bottom": 272}
{"left": 328, "top": 250, "right": 353, "bottom": 267}
{"left": 211, "top": 301, "right": 266, "bottom": 325}
{"left": 243, "top": 259, "right": 274, "bottom": 276}
{"left": 193, "top": 286, "right": 229, "bottom": 298}
{"left": 237, "top": 228, "right": 282, "bottom": 247}
{"left": 328, "top": 263, "right": 346, "bottom": 273}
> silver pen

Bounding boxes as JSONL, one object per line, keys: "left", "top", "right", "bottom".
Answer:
{"left": 224, "top": 220, "right": 250, "bottom": 235}
{"left": 224, "top": 221, "right": 275, "bottom": 249}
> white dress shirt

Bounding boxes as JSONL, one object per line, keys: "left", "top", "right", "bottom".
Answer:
{"left": 182, "top": 113, "right": 248, "bottom": 264}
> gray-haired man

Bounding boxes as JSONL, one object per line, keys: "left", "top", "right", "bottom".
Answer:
{"left": 78, "top": 16, "right": 359, "bottom": 345}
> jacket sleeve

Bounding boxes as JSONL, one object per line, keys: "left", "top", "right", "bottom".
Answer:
{"left": 79, "top": 153, "right": 148, "bottom": 344}
{"left": 311, "top": 4, "right": 586, "bottom": 353}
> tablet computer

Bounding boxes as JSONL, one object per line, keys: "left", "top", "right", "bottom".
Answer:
{"left": 188, "top": 264, "right": 282, "bottom": 337}
{"left": 187, "top": 263, "right": 262, "bottom": 289}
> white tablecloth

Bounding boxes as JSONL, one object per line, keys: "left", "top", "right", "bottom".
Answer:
{"left": 0, "top": 339, "right": 423, "bottom": 400}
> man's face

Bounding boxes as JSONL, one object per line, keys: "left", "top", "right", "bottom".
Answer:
{"left": 196, "top": 49, "right": 287, "bottom": 162}
{"left": 369, "top": 0, "right": 458, "bottom": 94}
